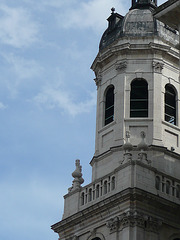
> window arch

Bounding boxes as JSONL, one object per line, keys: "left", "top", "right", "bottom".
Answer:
{"left": 111, "top": 176, "right": 115, "bottom": 190}
{"left": 104, "top": 181, "right": 107, "bottom": 194}
{"left": 105, "top": 85, "right": 114, "bottom": 125}
{"left": 166, "top": 180, "right": 171, "bottom": 194}
{"left": 155, "top": 176, "right": 160, "bottom": 190}
{"left": 81, "top": 192, "right": 85, "bottom": 205}
{"left": 165, "top": 84, "right": 177, "bottom": 125}
{"left": 176, "top": 185, "right": 180, "bottom": 198}
{"left": 96, "top": 184, "right": 100, "bottom": 198}
{"left": 130, "top": 79, "right": 148, "bottom": 117}
{"left": 88, "top": 188, "right": 92, "bottom": 202}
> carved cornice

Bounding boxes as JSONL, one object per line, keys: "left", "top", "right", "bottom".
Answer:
{"left": 107, "top": 211, "right": 163, "bottom": 234}
{"left": 91, "top": 42, "right": 179, "bottom": 72}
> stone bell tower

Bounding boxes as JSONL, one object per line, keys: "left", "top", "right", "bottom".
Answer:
{"left": 51, "top": 0, "right": 180, "bottom": 240}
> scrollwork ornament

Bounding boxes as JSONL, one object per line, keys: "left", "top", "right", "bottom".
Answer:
{"left": 115, "top": 61, "right": 127, "bottom": 72}
{"left": 152, "top": 61, "right": 164, "bottom": 73}
{"left": 106, "top": 216, "right": 119, "bottom": 233}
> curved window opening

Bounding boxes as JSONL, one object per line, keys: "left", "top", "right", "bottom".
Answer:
{"left": 166, "top": 181, "right": 170, "bottom": 194}
{"left": 111, "top": 176, "right": 115, "bottom": 190}
{"left": 165, "top": 84, "right": 176, "bottom": 125}
{"left": 92, "top": 238, "right": 101, "bottom": 240}
{"left": 105, "top": 86, "right": 114, "bottom": 125}
{"left": 104, "top": 181, "right": 107, "bottom": 194}
{"left": 96, "top": 185, "right": 100, "bottom": 198}
{"left": 176, "top": 185, "right": 180, "bottom": 198}
{"left": 130, "top": 79, "right": 148, "bottom": 118}
{"left": 88, "top": 189, "right": 92, "bottom": 202}
{"left": 81, "top": 192, "right": 85, "bottom": 205}
{"left": 155, "top": 176, "right": 160, "bottom": 190}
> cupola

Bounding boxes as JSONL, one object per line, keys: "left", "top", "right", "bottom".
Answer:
{"left": 131, "top": 0, "right": 157, "bottom": 10}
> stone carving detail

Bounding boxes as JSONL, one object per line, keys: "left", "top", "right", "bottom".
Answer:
{"left": 115, "top": 61, "right": 127, "bottom": 72}
{"left": 137, "top": 131, "right": 151, "bottom": 164}
{"left": 106, "top": 216, "right": 119, "bottom": 233}
{"left": 68, "top": 159, "right": 84, "bottom": 192}
{"left": 72, "top": 236, "right": 78, "bottom": 240}
{"left": 63, "top": 236, "right": 78, "bottom": 240}
{"left": 94, "top": 72, "right": 102, "bottom": 87}
{"left": 90, "top": 228, "right": 96, "bottom": 238}
{"left": 106, "top": 211, "right": 162, "bottom": 234}
{"left": 152, "top": 61, "right": 164, "bottom": 73}
{"left": 122, "top": 131, "right": 133, "bottom": 164}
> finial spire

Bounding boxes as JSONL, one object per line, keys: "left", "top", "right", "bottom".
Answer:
{"left": 68, "top": 159, "right": 84, "bottom": 192}
{"left": 111, "top": 7, "right": 115, "bottom": 14}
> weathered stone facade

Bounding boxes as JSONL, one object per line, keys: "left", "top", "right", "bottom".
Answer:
{"left": 51, "top": 1, "right": 180, "bottom": 240}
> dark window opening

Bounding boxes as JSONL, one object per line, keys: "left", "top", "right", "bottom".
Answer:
{"left": 155, "top": 176, "right": 160, "bottom": 190}
{"left": 104, "top": 181, "right": 107, "bottom": 194}
{"left": 111, "top": 176, "right": 115, "bottom": 190}
{"left": 81, "top": 192, "right": 85, "bottom": 205}
{"left": 176, "top": 185, "right": 180, "bottom": 198}
{"left": 165, "top": 84, "right": 176, "bottom": 125}
{"left": 166, "top": 181, "right": 170, "bottom": 194}
{"left": 105, "top": 86, "right": 114, "bottom": 125}
{"left": 130, "top": 79, "right": 148, "bottom": 118}
{"left": 96, "top": 185, "right": 100, "bottom": 198}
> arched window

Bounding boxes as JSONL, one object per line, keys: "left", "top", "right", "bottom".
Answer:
{"left": 105, "top": 86, "right": 114, "bottom": 125}
{"left": 166, "top": 181, "right": 171, "bottom": 194}
{"left": 111, "top": 176, "right": 115, "bottom": 190}
{"left": 88, "top": 188, "right": 92, "bottom": 202}
{"left": 104, "top": 181, "right": 107, "bottom": 194}
{"left": 155, "top": 176, "right": 160, "bottom": 190}
{"left": 96, "top": 184, "right": 100, "bottom": 198}
{"left": 165, "top": 84, "right": 176, "bottom": 125}
{"left": 130, "top": 79, "right": 148, "bottom": 118}
{"left": 81, "top": 192, "right": 85, "bottom": 205}
{"left": 176, "top": 185, "right": 180, "bottom": 198}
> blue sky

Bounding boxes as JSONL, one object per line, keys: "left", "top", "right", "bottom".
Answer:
{"left": 0, "top": 0, "right": 166, "bottom": 240}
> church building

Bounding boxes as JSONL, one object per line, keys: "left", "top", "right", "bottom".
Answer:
{"left": 51, "top": 0, "right": 180, "bottom": 239}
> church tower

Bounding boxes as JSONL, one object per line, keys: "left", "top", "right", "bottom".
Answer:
{"left": 51, "top": 1, "right": 180, "bottom": 240}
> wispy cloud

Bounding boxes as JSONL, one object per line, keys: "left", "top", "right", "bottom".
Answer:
{"left": 3, "top": 53, "right": 43, "bottom": 80}
{"left": 0, "top": 102, "right": 7, "bottom": 109}
{"left": 1, "top": 53, "right": 43, "bottom": 98}
{"left": 57, "top": 0, "right": 127, "bottom": 32}
{"left": 33, "top": 85, "right": 96, "bottom": 116}
{"left": 0, "top": 4, "right": 39, "bottom": 48}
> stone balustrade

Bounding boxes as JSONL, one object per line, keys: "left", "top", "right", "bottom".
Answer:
{"left": 80, "top": 174, "right": 116, "bottom": 206}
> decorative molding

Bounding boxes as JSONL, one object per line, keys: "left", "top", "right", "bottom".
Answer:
{"left": 106, "top": 211, "right": 162, "bottom": 234}
{"left": 135, "top": 72, "right": 143, "bottom": 79}
{"left": 72, "top": 236, "right": 78, "bottom": 240}
{"left": 90, "top": 228, "right": 96, "bottom": 238}
{"left": 106, "top": 216, "right": 119, "bottom": 233}
{"left": 119, "top": 210, "right": 162, "bottom": 233}
{"left": 152, "top": 61, "right": 164, "bottom": 73}
{"left": 94, "top": 72, "right": 102, "bottom": 88}
{"left": 115, "top": 61, "right": 127, "bottom": 72}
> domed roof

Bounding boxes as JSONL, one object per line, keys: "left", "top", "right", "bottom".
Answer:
{"left": 123, "top": 8, "right": 155, "bottom": 36}
{"left": 99, "top": 6, "right": 179, "bottom": 50}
